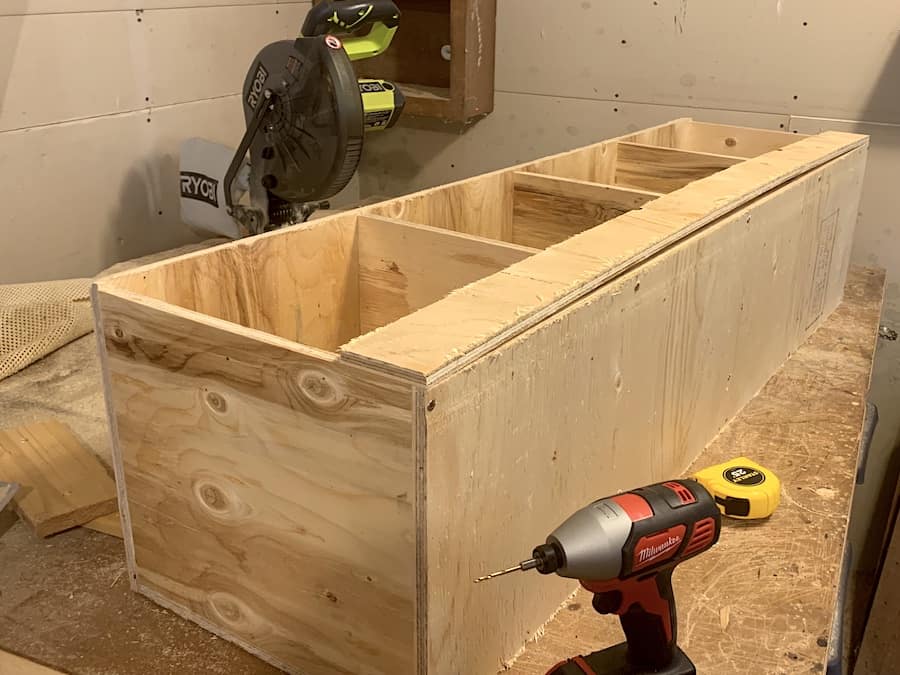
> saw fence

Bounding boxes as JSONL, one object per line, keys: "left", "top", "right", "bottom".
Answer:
{"left": 91, "top": 119, "right": 868, "bottom": 675}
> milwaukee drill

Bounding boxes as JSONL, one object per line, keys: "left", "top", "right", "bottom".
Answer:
{"left": 476, "top": 479, "right": 721, "bottom": 674}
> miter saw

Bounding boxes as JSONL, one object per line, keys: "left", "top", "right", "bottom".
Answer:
{"left": 180, "top": 0, "right": 404, "bottom": 239}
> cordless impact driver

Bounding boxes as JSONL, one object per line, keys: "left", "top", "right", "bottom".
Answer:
{"left": 476, "top": 479, "right": 721, "bottom": 674}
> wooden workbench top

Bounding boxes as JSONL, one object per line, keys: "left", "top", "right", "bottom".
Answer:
{"left": 509, "top": 267, "right": 885, "bottom": 675}
{"left": 0, "top": 267, "right": 884, "bottom": 675}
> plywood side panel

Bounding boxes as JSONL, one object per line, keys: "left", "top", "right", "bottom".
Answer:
{"left": 422, "top": 146, "right": 868, "bottom": 674}
{"left": 614, "top": 143, "right": 744, "bottom": 192}
{"left": 357, "top": 216, "right": 535, "bottom": 333}
{"left": 93, "top": 290, "right": 416, "bottom": 675}
{"left": 0, "top": 4, "right": 309, "bottom": 131}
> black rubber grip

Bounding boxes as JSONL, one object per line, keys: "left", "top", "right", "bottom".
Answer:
{"left": 619, "top": 569, "right": 677, "bottom": 670}
{"left": 302, "top": 0, "right": 400, "bottom": 36}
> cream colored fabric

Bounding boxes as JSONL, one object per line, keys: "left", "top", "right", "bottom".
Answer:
{"left": 0, "top": 279, "right": 93, "bottom": 381}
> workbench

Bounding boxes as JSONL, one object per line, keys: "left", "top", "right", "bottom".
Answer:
{"left": 0, "top": 267, "right": 884, "bottom": 674}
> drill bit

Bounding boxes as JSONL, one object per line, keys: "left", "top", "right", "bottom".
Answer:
{"left": 473, "top": 557, "right": 539, "bottom": 583}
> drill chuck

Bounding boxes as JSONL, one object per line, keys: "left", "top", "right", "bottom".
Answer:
{"left": 531, "top": 542, "right": 564, "bottom": 574}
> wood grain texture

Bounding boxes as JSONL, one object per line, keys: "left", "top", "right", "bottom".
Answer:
{"left": 344, "top": 131, "right": 868, "bottom": 381}
{"left": 508, "top": 267, "right": 885, "bottom": 675}
{"left": 0, "top": 420, "right": 117, "bottom": 537}
{"left": 93, "top": 120, "right": 870, "bottom": 674}
{"left": 419, "top": 147, "right": 867, "bottom": 674}
{"left": 511, "top": 173, "right": 662, "bottom": 248}
{"left": 614, "top": 142, "right": 744, "bottom": 192}
{"left": 511, "top": 190, "right": 628, "bottom": 249}
{"left": 370, "top": 171, "right": 515, "bottom": 242}
{"left": 93, "top": 290, "right": 416, "bottom": 675}
{"left": 357, "top": 216, "right": 536, "bottom": 332}
{"left": 109, "top": 216, "right": 360, "bottom": 351}
{"left": 83, "top": 511, "right": 124, "bottom": 538}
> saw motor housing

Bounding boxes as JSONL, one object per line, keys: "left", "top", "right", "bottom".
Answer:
{"left": 179, "top": 1, "right": 403, "bottom": 239}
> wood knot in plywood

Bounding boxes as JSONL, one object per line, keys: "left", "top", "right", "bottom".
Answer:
{"left": 192, "top": 476, "right": 251, "bottom": 522}
{"left": 208, "top": 591, "right": 259, "bottom": 632}
{"left": 295, "top": 369, "right": 351, "bottom": 414}
{"left": 205, "top": 391, "right": 228, "bottom": 414}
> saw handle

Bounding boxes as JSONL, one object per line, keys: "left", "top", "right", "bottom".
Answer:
{"left": 302, "top": 1, "right": 400, "bottom": 36}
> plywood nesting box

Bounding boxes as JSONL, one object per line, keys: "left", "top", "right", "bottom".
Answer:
{"left": 93, "top": 119, "right": 868, "bottom": 674}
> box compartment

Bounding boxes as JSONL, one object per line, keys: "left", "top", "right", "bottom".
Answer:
{"left": 107, "top": 214, "right": 537, "bottom": 352}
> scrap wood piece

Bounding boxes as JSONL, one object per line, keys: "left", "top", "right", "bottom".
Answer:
{"left": 83, "top": 511, "right": 123, "bottom": 539}
{"left": 0, "top": 420, "right": 117, "bottom": 537}
{"left": 0, "top": 648, "right": 67, "bottom": 674}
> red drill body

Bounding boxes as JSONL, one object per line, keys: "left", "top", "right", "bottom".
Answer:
{"left": 477, "top": 479, "right": 721, "bottom": 674}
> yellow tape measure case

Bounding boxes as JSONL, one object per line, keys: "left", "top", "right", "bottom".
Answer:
{"left": 693, "top": 457, "right": 781, "bottom": 519}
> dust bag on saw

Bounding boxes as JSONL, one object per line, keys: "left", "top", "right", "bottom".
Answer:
{"left": 0, "top": 279, "right": 93, "bottom": 381}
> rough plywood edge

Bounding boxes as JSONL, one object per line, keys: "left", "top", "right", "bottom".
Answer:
{"left": 500, "top": 587, "right": 582, "bottom": 671}
{"left": 341, "top": 132, "right": 869, "bottom": 384}
{"left": 135, "top": 583, "right": 299, "bottom": 675}
{"left": 413, "top": 387, "right": 428, "bottom": 675}
{"left": 90, "top": 283, "right": 138, "bottom": 589}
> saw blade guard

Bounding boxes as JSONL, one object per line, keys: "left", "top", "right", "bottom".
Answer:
{"left": 241, "top": 36, "right": 364, "bottom": 206}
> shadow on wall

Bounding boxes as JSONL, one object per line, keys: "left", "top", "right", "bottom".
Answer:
{"left": 0, "top": 4, "right": 27, "bottom": 123}
{"left": 861, "top": 33, "right": 900, "bottom": 125}
{"left": 106, "top": 151, "right": 202, "bottom": 269}
{"left": 358, "top": 115, "right": 469, "bottom": 198}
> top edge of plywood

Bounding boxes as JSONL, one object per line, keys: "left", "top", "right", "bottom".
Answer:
{"left": 95, "top": 121, "right": 867, "bottom": 383}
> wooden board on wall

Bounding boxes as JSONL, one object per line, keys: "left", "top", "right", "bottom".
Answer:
{"left": 420, "top": 146, "right": 867, "bottom": 674}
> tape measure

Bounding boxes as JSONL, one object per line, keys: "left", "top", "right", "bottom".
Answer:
{"left": 693, "top": 457, "right": 781, "bottom": 519}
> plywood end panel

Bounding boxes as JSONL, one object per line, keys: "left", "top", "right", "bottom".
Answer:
{"left": 93, "top": 290, "right": 417, "bottom": 675}
{"left": 422, "top": 145, "right": 868, "bottom": 675}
